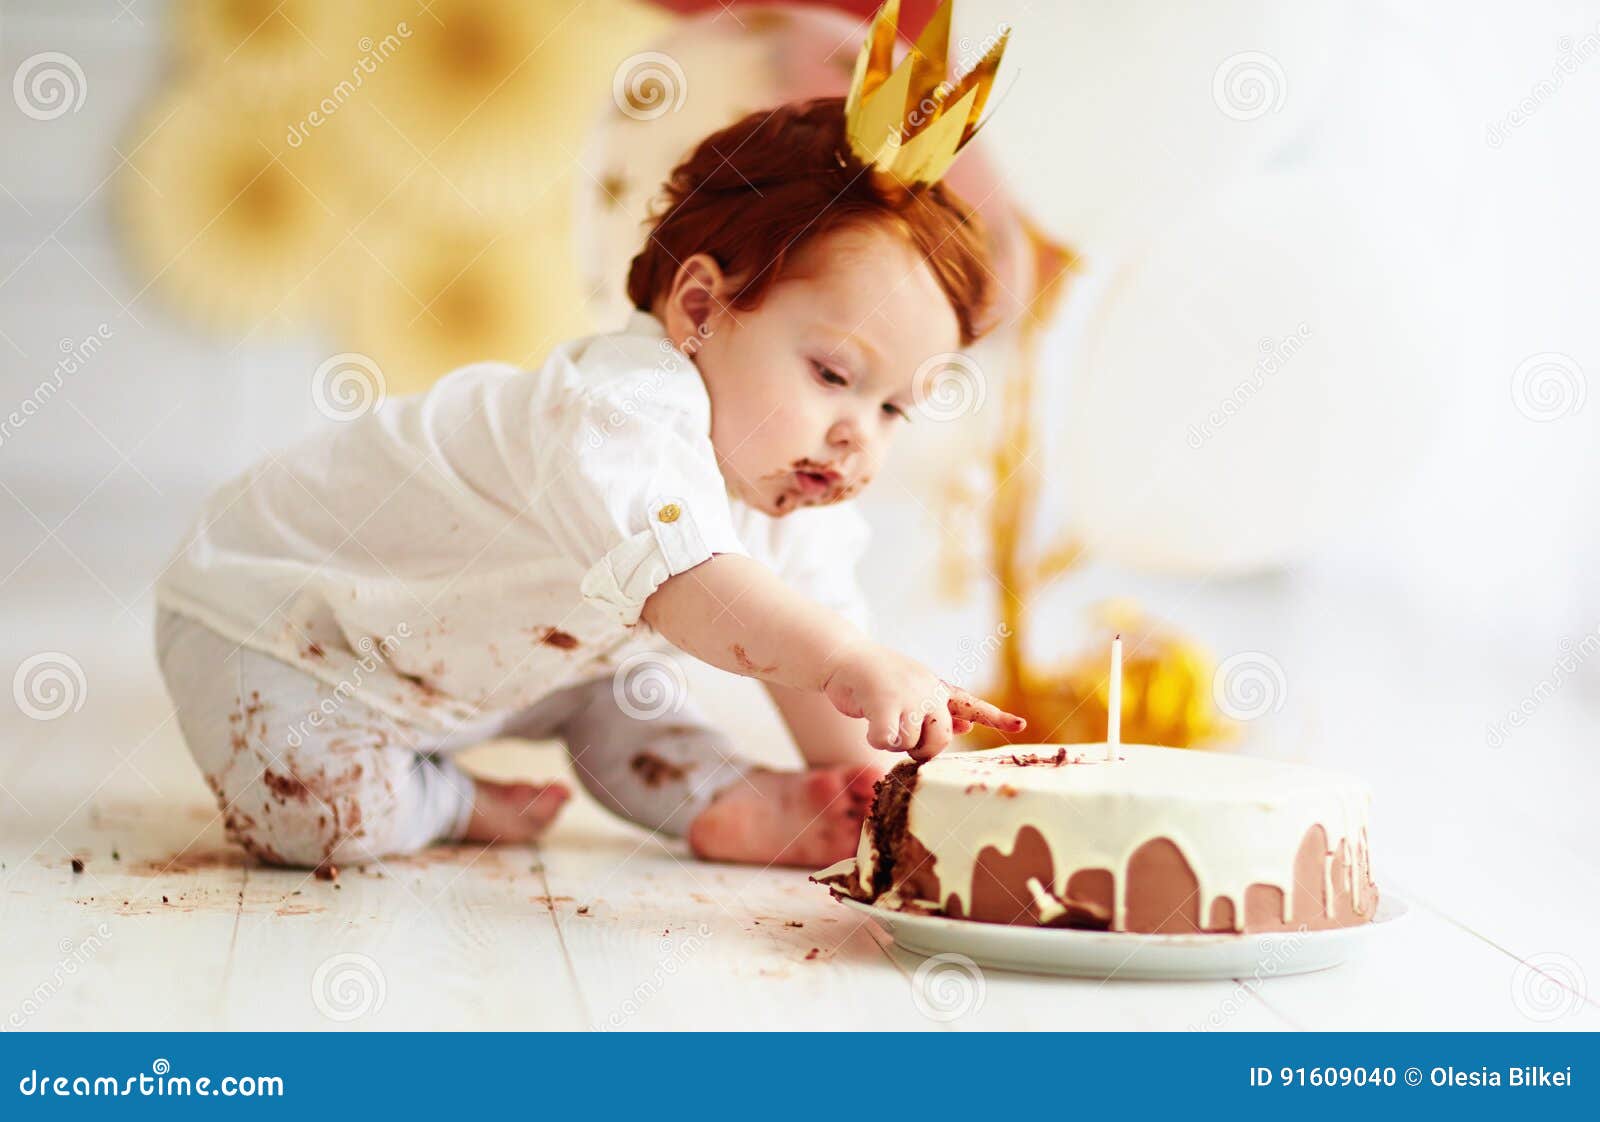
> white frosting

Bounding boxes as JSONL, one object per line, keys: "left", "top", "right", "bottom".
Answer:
{"left": 871, "top": 745, "right": 1372, "bottom": 930}
{"left": 1024, "top": 876, "right": 1067, "bottom": 924}
{"left": 854, "top": 814, "right": 877, "bottom": 889}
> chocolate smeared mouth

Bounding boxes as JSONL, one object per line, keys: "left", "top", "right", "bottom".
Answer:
{"left": 793, "top": 469, "right": 835, "bottom": 497}
{"left": 766, "top": 458, "right": 862, "bottom": 514}
{"left": 790, "top": 458, "right": 845, "bottom": 502}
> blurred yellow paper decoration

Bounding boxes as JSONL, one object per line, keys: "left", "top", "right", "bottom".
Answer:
{"left": 330, "top": 203, "right": 590, "bottom": 394}
{"left": 173, "top": 0, "right": 360, "bottom": 87}
{"left": 118, "top": 75, "right": 349, "bottom": 333}
{"left": 970, "top": 601, "right": 1230, "bottom": 751}
{"left": 347, "top": 0, "right": 669, "bottom": 218}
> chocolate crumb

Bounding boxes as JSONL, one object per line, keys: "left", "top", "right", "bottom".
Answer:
{"left": 314, "top": 862, "right": 339, "bottom": 882}
{"left": 785, "top": 920, "right": 804, "bottom": 928}
{"left": 111, "top": 849, "right": 120, "bottom": 861}
{"left": 1005, "top": 747, "right": 1071, "bottom": 768}
{"left": 535, "top": 627, "right": 580, "bottom": 650}
{"left": 70, "top": 858, "right": 84, "bottom": 874}
{"left": 804, "top": 947, "right": 821, "bottom": 960}
{"left": 162, "top": 895, "right": 169, "bottom": 904}
{"left": 576, "top": 905, "right": 590, "bottom": 916}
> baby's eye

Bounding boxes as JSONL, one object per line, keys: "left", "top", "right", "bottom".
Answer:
{"left": 811, "top": 360, "right": 848, "bottom": 387}
{"left": 882, "top": 402, "right": 911, "bottom": 422}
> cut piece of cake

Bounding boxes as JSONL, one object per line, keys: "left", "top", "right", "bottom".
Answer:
{"left": 814, "top": 745, "right": 1378, "bottom": 934}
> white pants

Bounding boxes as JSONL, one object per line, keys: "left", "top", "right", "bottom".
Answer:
{"left": 154, "top": 609, "right": 751, "bottom": 868}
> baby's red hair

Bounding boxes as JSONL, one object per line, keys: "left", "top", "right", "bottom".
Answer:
{"left": 626, "top": 97, "right": 996, "bottom": 346}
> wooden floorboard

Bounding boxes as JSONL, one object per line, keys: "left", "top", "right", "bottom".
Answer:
{"left": 3, "top": 710, "right": 1597, "bottom": 1031}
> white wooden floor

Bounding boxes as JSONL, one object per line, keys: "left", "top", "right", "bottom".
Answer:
{"left": 3, "top": 598, "right": 1597, "bottom": 1032}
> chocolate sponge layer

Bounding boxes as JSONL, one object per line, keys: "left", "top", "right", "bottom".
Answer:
{"left": 868, "top": 761, "right": 919, "bottom": 899}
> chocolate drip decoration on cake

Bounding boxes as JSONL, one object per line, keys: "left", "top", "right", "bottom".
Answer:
{"left": 812, "top": 745, "right": 1379, "bottom": 935}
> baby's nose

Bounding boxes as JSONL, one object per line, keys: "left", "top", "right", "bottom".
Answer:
{"left": 827, "top": 419, "right": 863, "bottom": 450}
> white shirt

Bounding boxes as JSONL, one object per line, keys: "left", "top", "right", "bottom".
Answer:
{"left": 157, "top": 312, "right": 871, "bottom": 731}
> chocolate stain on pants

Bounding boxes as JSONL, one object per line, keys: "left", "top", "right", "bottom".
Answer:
{"left": 155, "top": 610, "right": 752, "bottom": 869}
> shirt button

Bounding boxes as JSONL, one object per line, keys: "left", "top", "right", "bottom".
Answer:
{"left": 657, "top": 503, "right": 682, "bottom": 524}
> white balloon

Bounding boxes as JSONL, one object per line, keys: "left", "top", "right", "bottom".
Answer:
{"left": 1059, "top": 172, "right": 1454, "bottom": 575}
{"left": 954, "top": 1, "right": 1348, "bottom": 258}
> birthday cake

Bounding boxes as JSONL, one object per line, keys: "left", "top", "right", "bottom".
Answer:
{"left": 813, "top": 745, "right": 1378, "bottom": 934}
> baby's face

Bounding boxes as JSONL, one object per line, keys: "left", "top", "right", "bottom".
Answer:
{"left": 662, "top": 224, "right": 963, "bottom": 517}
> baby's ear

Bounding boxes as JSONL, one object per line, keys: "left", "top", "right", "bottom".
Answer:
{"left": 667, "top": 253, "right": 727, "bottom": 337}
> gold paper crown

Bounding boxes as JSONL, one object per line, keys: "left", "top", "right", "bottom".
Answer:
{"left": 844, "top": 0, "right": 1009, "bottom": 190}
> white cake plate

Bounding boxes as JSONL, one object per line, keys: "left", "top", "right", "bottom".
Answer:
{"left": 838, "top": 895, "right": 1409, "bottom": 980}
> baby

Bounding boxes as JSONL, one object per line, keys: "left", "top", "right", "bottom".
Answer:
{"left": 154, "top": 95, "right": 1023, "bottom": 876}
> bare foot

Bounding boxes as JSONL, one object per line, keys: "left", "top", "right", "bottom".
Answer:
{"left": 686, "top": 766, "right": 880, "bottom": 868}
{"left": 463, "top": 779, "right": 571, "bottom": 845}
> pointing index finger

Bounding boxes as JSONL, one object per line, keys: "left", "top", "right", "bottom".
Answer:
{"left": 945, "top": 686, "right": 1026, "bottom": 733}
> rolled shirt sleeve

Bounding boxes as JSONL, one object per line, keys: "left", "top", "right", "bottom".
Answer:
{"left": 578, "top": 491, "right": 748, "bottom": 626}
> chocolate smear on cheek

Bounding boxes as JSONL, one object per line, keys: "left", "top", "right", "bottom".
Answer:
{"left": 821, "top": 467, "right": 871, "bottom": 505}
{"left": 756, "top": 464, "right": 807, "bottom": 514}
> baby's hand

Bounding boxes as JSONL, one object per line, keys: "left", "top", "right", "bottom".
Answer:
{"left": 820, "top": 641, "right": 1026, "bottom": 761}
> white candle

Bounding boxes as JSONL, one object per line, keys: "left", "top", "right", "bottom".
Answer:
{"left": 1106, "top": 633, "right": 1123, "bottom": 760}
